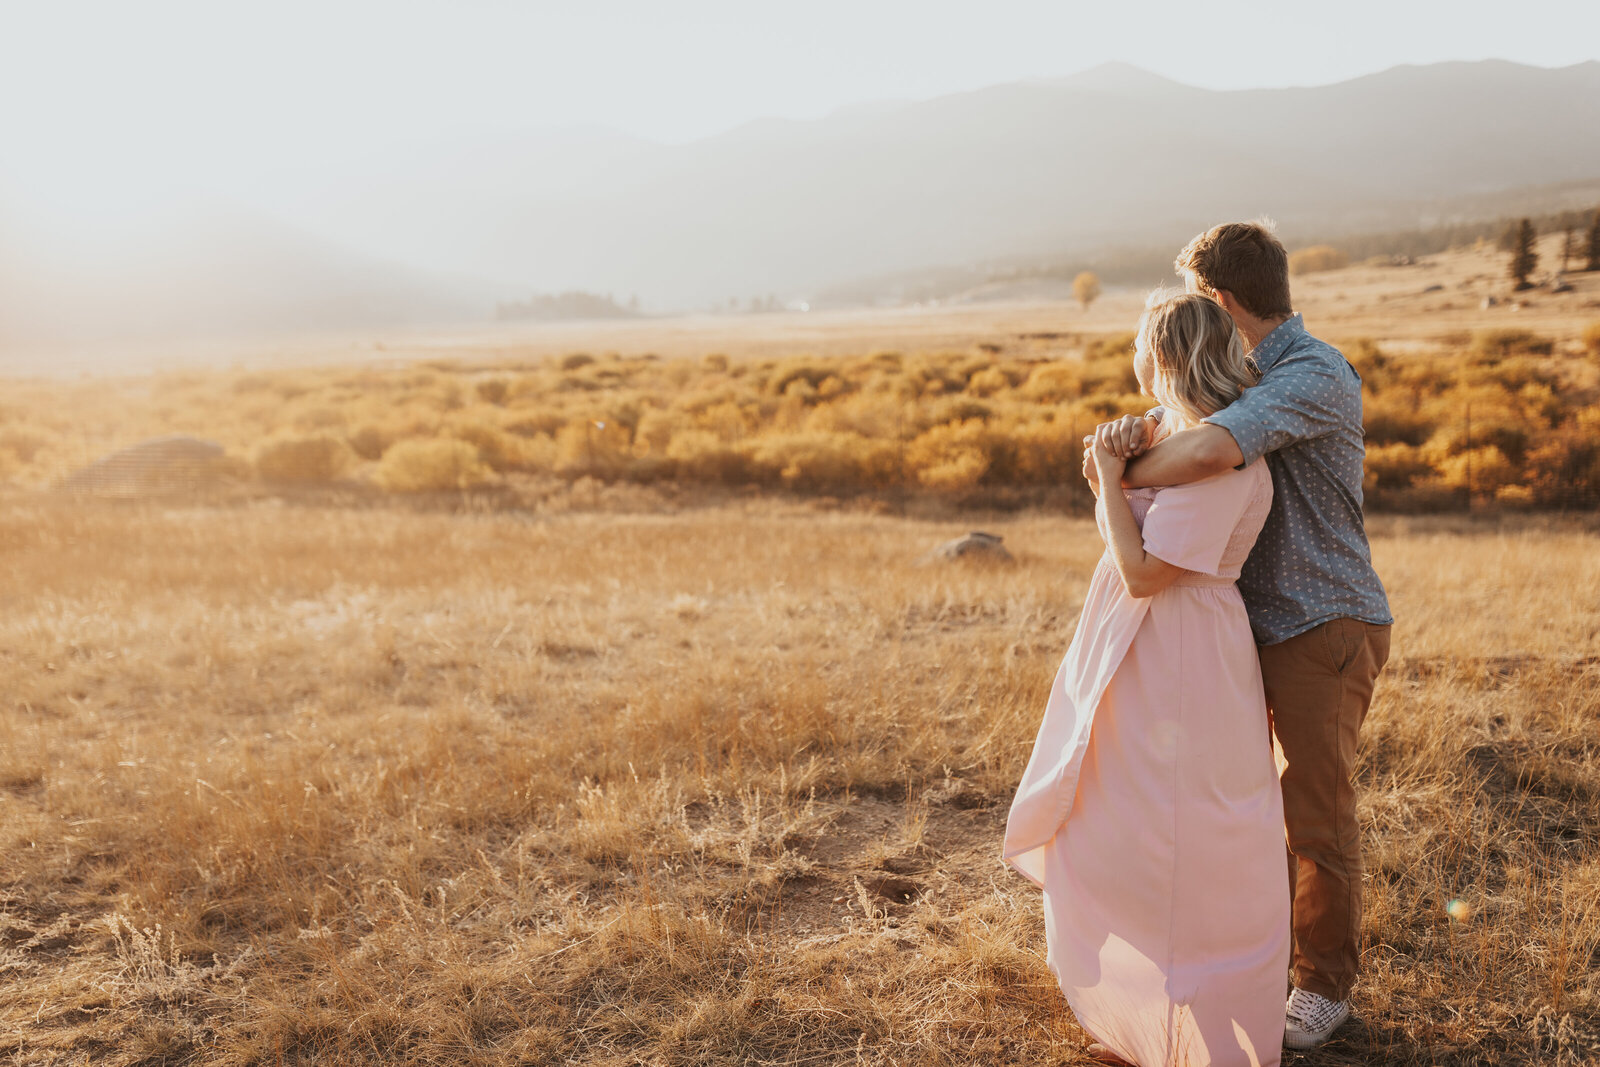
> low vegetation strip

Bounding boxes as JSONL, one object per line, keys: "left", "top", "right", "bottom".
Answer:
{"left": 5, "top": 324, "right": 1600, "bottom": 508}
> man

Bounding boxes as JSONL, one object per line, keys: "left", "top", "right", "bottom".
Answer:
{"left": 1092, "top": 221, "right": 1392, "bottom": 1051}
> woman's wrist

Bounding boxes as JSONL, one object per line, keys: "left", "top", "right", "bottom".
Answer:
{"left": 1094, "top": 455, "right": 1126, "bottom": 480}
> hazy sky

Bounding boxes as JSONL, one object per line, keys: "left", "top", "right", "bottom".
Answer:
{"left": 4, "top": 0, "right": 1598, "bottom": 220}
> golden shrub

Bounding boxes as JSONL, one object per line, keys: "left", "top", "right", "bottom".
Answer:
{"left": 1021, "top": 362, "right": 1086, "bottom": 403}
{"left": 346, "top": 423, "right": 397, "bottom": 461}
{"left": 1469, "top": 329, "right": 1553, "bottom": 363}
{"left": 1073, "top": 270, "right": 1102, "bottom": 309}
{"left": 769, "top": 361, "right": 832, "bottom": 397}
{"left": 554, "top": 419, "right": 634, "bottom": 476}
{"left": 1364, "top": 443, "right": 1435, "bottom": 491}
{"left": 1363, "top": 395, "right": 1434, "bottom": 447}
{"left": 1494, "top": 484, "right": 1536, "bottom": 508}
{"left": 0, "top": 425, "right": 57, "bottom": 465}
{"left": 1288, "top": 245, "right": 1349, "bottom": 275}
{"left": 802, "top": 395, "right": 903, "bottom": 440}
{"left": 928, "top": 397, "right": 993, "bottom": 426}
{"left": 446, "top": 418, "right": 526, "bottom": 472}
{"left": 504, "top": 411, "right": 566, "bottom": 438}
{"left": 255, "top": 434, "right": 357, "bottom": 484}
{"left": 966, "top": 366, "right": 1010, "bottom": 398}
{"left": 374, "top": 438, "right": 495, "bottom": 492}
{"left": 475, "top": 378, "right": 510, "bottom": 405}
{"left": 744, "top": 432, "right": 898, "bottom": 491}
{"left": 1433, "top": 446, "right": 1519, "bottom": 495}
{"left": 1582, "top": 321, "right": 1600, "bottom": 358}
{"left": 906, "top": 419, "right": 997, "bottom": 491}
{"left": 1008, "top": 417, "right": 1088, "bottom": 485}
{"left": 666, "top": 429, "right": 752, "bottom": 484}
{"left": 631, "top": 410, "right": 678, "bottom": 456}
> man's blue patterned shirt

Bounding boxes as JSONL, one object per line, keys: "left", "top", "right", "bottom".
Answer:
{"left": 1201, "top": 314, "right": 1393, "bottom": 645}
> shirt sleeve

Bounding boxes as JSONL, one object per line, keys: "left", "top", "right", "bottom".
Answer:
{"left": 1202, "top": 350, "right": 1355, "bottom": 466}
{"left": 1140, "top": 465, "right": 1264, "bottom": 576}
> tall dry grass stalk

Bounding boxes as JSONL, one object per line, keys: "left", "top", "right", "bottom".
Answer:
{"left": 1, "top": 498, "right": 1597, "bottom": 1064}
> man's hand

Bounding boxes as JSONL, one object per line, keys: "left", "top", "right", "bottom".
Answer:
{"left": 1095, "top": 415, "right": 1158, "bottom": 460}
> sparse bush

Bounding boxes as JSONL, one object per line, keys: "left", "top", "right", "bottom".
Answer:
{"left": 666, "top": 429, "right": 752, "bottom": 485}
{"left": 255, "top": 434, "right": 357, "bottom": 485}
{"left": 346, "top": 423, "right": 397, "bottom": 461}
{"left": 930, "top": 397, "right": 993, "bottom": 425}
{"left": 1288, "top": 245, "right": 1349, "bottom": 275}
{"left": 769, "top": 361, "right": 832, "bottom": 397}
{"left": 374, "top": 438, "right": 495, "bottom": 492}
{"left": 1363, "top": 397, "right": 1434, "bottom": 447}
{"left": 446, "top": 419, "right": 526, "bottom": 472}
{"left": 1364, "top": 443, "right": 1434, "bottom": 492}
{"left": 553, "top": 419, "right": 634, "bottom": 477}
{"left": 1022, "top": 362, "right": 1086, "bottom": 403}
{"left": 746, "top": 432, "right": 899, "bottom": 491}
{"left": 0, "top": 425, "right": 56, "bottom": 464}
{"left": 906, "top": 419, "right": 1000, "bottom": 492}
{"left": 1008, "top": 417, "right": 1088, "bottom": 485}
{"left": 1084, "top": 332, "right": 1138, "bottom": 363}
{"left": 505, "top": 412, "right": 566, "bottom": 438}
{"left": 476, "top": 378, "right": 510, "bottom": 405}
{"left": 1072, "top": 271, "right": 1101, "bottom": 310}
{"left": 966, "top": 366, "right": 1010, "bottom": 397}
{"left": 1468, "top": 329, "right": 1553, "bottom": 363}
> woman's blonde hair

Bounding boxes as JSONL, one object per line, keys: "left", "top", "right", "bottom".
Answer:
{"left": 1136, "top": 289, "right": 1259, "bottom": 429}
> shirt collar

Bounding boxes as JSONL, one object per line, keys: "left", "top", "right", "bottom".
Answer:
{"left": 1249, "top": 313, "right": 1304, "bottom": 371}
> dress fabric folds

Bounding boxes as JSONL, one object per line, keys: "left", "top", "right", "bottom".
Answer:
{"left": 1004, "top": 460, "right": 1290, "bottom": 1067}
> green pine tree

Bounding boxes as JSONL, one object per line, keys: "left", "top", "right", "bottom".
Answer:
{"left": 1509, "top": 218, "right": 1538, "bottom": 291}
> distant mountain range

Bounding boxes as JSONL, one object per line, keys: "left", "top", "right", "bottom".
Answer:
{"left": 4, "top": 58, "right": 1599, "bottom": 344}
{"left": 450, "top": 58, "right": 1600, "bottom": 306}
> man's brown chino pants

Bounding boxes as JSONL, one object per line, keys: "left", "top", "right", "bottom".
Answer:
{"left": 1257, "top": 615, "right": 1391, "bottom": 1003}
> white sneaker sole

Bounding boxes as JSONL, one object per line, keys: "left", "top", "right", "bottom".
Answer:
{"left": 1284, "top": 1001, "right": 1351, "bottom": 1049}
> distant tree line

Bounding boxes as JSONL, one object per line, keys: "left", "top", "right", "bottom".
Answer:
{"left": 496, "top": 291, "right": 640, "bottom": 322}
{"left": 858, "top": 205, "right": 1600, "bottom": 304}
{"left": 1504, "top": 207, "right": 1600, "bottom": 289}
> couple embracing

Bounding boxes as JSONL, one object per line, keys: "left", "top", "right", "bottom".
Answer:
{"left": 1003, "top": 222, "right": 1392, "bottom": 1066}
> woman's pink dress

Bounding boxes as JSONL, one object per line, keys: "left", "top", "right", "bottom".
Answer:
{"left": 1003, "top": 460, "right": 1290, "bottom": 1067}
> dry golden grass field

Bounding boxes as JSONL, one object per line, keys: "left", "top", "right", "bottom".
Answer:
{"left": 3, "top": 245, "right": 1600, "bottom": 1065}
{"left": 1, "top": 498, "right": 1598, "bottom": 1066}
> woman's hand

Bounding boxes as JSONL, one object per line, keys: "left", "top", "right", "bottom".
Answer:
{"left": 1093, "top": 424, "right": 1129, "bottom": 482}
{"left": 1081, "top": 438, "right": 1102, "bottom": 497}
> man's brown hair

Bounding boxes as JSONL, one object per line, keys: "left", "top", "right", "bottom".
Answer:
{"left": 1175, "top": 221, "right": 1293, "bottom": 320}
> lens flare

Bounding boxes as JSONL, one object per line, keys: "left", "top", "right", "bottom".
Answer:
{"left": 1446, "top": 899, "right": 1472, "bottom": 922}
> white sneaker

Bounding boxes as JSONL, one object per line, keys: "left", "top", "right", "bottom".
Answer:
{"left": 1284, "top": 987, "right": 1350, "bottom": 1049}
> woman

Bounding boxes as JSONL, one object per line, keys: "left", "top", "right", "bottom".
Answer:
{"left": 1003, "top": 291, "right": 1290, "bottom": 1067}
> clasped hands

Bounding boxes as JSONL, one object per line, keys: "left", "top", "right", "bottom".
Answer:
{"left": 1082, "top": 414, "right": 1157, "bottom": 492}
